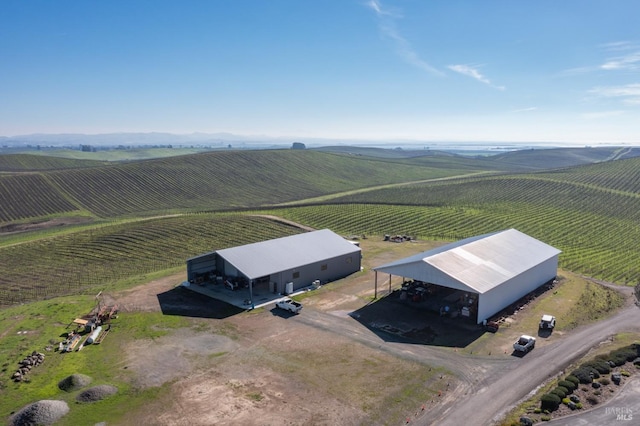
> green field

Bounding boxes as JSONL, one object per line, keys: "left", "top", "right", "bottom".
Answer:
{"left": 1, "top": 145, "right": 640, "bottom": 424}
{"left": 0, "top": 150, "right": 480, "bottom": 222}
{"left": 1, "top": 146, "right": 639, "bottom": 306}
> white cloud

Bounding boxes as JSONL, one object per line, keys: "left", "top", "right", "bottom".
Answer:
{"left": 589, "top": 83, "right": 640, "bottom": 105}
{"left": 600, "top": 51, "right": 640, "bottom": 71}
{"left": 600, "top": 41, "right": 636, "bottom": 52}
{"left": 562, "top": 41, "right": 640, "bottom": 74}
{"left": 448, "top": 64, "right": 505, "bottom": 90}
{"left": 600, "top": 41, "right": 640, "bottom": 71}
{"left": 365, "top": 0, "right": 442, "bottom": 76}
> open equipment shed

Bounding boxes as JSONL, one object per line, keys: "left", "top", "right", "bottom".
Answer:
{"left": 187, "top": 229, "right": 362, "bottom": 307}
{"left": 373, "top": 228, "right": 561, "bottom": 324}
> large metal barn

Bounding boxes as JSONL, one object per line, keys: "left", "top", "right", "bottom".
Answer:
{"left": 373, "top": 229, "right": 561, "bottom": 324}
{"left": 185, "top": 229, "right": 362, "bottom": 308}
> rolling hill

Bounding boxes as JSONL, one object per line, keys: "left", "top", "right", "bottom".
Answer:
{"left": 0, "top": 149, "right": 490, "bottom": 223}
{"left": 1, "top": 146, "right": 640, "bottom": 306}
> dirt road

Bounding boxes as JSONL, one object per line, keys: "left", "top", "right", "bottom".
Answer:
{"left": 427, "top": 299, "right": 640, "bottom": 426}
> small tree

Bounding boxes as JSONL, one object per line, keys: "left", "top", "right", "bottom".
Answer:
{"left": 291, "top": 142, "right": 306, "bottom": 150}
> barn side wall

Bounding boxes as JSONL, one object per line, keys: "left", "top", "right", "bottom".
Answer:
{"left": 477, "top": 255, "right": 559, "bottom": 324}
{"left": 280, "top": 252, "right": 361, "bottom": 292}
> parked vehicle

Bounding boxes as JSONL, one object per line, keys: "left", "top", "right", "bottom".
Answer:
{"left": 275, "top": 298, "right": 303, "bottom": 314}
{"left": 539, "top": 314, "right": 556, "bottom": 330}
{"left": 513, "top": 335, "right": 536, "bottom": 353}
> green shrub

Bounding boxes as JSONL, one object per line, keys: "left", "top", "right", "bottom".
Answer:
{"left": 565, "top": 375, "right": 580, "bottom": 386}
{"left": 584, "top": 359, "right": 611, "bottom": 374}
{"left": 571, "top": 367, "right": 594, "bottom": 384}
{"left": 534, "top": 408, "right": 542, "bottom": 414}
{"left": 562, "top": 397, "right": 571, "bottom": 405}
{"left": 558, "top": 380, "right": 576, "bottom": 392}
{"left": 621, "top": 370, "right": 630, "bottom": 377}
{"left": 575, "top": 402, "right": 583, "bottom": 409}
{"left": 550, "top": 386, "right": 568, "bottom": 399}
{"left": 609, "top": 353, "right": 629, "bottom": 366}
{"left": 541, "top": 415, "right": 551, "bottom": 421}
{"left": 541, "top": 393, "right": 561, "bottom": 411}
{"left": 599, "top": 377, "right": 610, "bottom": 385}
{"left": 610, "top": 347, "right": 637, "bottom": 363}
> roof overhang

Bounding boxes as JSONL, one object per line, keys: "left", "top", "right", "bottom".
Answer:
{"left": 374, "top": 229, "right": 561, "bottom": 294}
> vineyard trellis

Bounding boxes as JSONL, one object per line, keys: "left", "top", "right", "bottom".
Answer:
{"left": 0, "top": 214, "right": 305, "bottom": 307}
{"left": 2, "top": 150, "right": 640, "bottom": 307}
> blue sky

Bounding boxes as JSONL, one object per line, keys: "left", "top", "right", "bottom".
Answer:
{"left": 1, "top": 0, "right": 639, "bottom": 144}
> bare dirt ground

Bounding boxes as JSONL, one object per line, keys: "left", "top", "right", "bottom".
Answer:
{"left": 107, "top": 237, "right": 640, "bottom": 426}
{"left": 110, "top": 239, "right": 463, "bottom": 426}
{"left": 0, "top": 216, "right": 93, "bottom": 235}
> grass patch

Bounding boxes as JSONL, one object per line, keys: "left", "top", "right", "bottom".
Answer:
{"left": 509, "top": 271, "right": 623, "bottom": 332}
{"left": 564, "top": 281, "right": 625, "bottom": 328}
{"left": 246, "top": 392, "right": 264, "bottom": 401}
{"left": 0, "top": 297, "right": 192, "bottom": 423}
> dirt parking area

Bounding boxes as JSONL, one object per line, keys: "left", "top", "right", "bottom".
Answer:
{"left": 110, "top": 238, "right": 462, "bottom": 425}
{"left": 107, "top": 236, "right": 639, "bottom": 426}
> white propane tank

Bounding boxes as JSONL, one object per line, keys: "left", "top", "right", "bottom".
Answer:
{"left": 86, "top": 326, "right": 103, "bottom": 344}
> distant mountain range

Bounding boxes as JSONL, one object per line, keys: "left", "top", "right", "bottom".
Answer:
{"left": 2, "top": 132, "right": 633, "bottom": 153}
{"left": 2, "top": 132, "right": 441, "bottom": 150}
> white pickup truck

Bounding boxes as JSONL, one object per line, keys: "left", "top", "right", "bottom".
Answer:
{"left": 513, "top": 335, "right": 536, "bottom": 353}
{"left": 275, "top": 298, "right": 303, "bottom": 314}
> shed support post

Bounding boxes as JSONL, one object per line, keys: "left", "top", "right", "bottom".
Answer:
{"left": 249, "top": 280, "right": 254, "bottom": 309}
{"left": 389, "top": 274, "right": 392, "bottom": 294}
{"left": 374, "top": 271, "right": 378, "bottom": 299}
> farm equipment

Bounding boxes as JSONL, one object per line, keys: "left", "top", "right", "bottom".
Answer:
{"left": 60, "top": 332, "right": 82, "bottom": 353}
{"left": 93, "top": 324, "right": 111, "bottom": 344}
{"left": 60, "top": 294, "right": 118, "bottom": 353}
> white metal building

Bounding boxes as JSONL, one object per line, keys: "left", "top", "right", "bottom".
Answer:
{"left": 187, "top": 229, "right": 362, "bottom": 305}
{"left": 373, "top": 229, "right": 561, "bottom": 323}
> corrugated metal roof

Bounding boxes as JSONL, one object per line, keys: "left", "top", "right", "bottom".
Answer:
{"left": 374, "top": 229, "right": 561, "bottom": 294}
{"left": 216, "top": 229, "right": 361, "bottom": 280}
